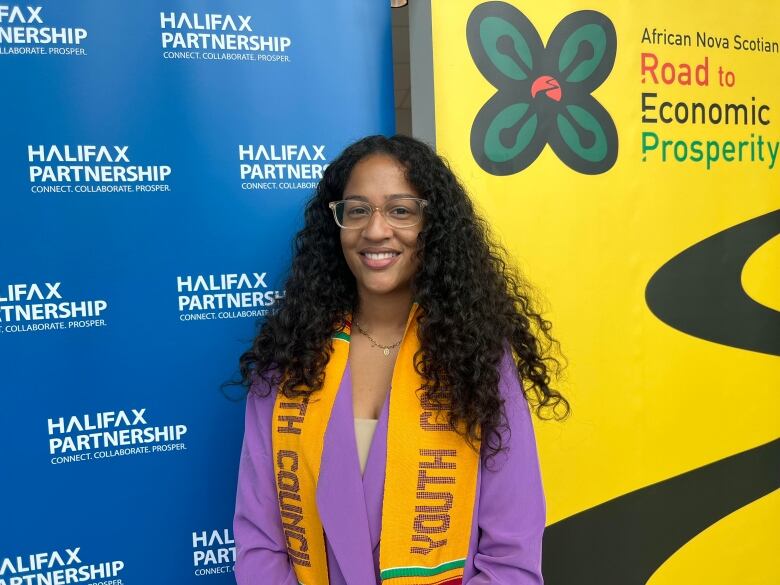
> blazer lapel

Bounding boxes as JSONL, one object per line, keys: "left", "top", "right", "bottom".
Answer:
{"left": 316, "top": 362, "right": 376, "bottom": 584}
{"left": 362, "top": 390, "right": 390, "bottom": 556}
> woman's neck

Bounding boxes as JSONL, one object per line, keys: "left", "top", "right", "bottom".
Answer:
{"left": 354, "top": 288, "right": 413, "bottom": 334}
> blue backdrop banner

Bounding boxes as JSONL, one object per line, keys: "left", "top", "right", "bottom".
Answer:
{"left": 0, "top": 0, "right": 394, "bottom": 582}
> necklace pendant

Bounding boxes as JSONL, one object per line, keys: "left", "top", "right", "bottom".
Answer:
{"left": 383, "top": 347, "right": 390, "bottom": 356}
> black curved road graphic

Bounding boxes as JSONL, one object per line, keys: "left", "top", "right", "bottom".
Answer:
{"left": 543, "top": 439, "right": 780, "bottom": 584}
{"left": 646, "top": 209, "right": 780, "bottom": 356}
{"left": 542, "top": 210, "right": 779, "bottom": 583}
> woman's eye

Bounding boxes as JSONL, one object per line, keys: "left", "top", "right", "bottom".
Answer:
{"left": 347, "top": 206, "right": 370, "bottom": 217}
{"left": 389, "top": 206, "right": 411, "bottom": 216}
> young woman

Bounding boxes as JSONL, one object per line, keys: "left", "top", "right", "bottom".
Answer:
{"left": 234, "top": 135, "right": 568, "bottom": 585}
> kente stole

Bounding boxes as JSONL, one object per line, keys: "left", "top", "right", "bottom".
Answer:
{"left": 271, "top": 305, "right": 480, "bottom": 584}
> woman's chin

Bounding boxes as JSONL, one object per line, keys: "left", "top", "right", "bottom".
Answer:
{"left": 357, "top": 277, "right": 410, "bottom": 298}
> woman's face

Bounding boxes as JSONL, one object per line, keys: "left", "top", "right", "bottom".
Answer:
{"left": 339, "top": 154, "right": 423, "bottom": 300}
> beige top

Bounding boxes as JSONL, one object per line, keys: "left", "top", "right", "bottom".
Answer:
{"left": 354, "top": 417, "right": 379, "bottom": 475}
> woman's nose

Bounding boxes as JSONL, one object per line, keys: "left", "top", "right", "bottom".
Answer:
{"left": 362, "top": 207, "right": 393, "bottom": 238}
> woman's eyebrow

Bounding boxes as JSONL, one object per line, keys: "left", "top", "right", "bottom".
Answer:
{"left": 343, "top": 193, "right": 416, "bottom": 200}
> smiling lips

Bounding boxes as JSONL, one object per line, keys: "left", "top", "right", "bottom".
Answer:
{"left": 360, "top": 250, "right": 401, "bottom": 269}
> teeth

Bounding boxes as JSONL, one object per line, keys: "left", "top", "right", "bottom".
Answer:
{"left": 364, "top": 252, "right": 398, "bottom": 260}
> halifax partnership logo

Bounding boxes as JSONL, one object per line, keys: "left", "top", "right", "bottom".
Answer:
{"left": 467, "top": 1, "right": 618, "bottom": 175}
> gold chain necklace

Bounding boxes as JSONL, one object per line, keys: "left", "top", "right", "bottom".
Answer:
{"left": 353, "top": 320, "right": 402, "bottom": 356}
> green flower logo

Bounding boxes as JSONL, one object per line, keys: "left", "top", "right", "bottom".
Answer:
{"left": 468, "top": 1, "right": 618, "bottom": 175}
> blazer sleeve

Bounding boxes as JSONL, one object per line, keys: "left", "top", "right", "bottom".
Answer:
{"left": 466, "top": 351, "right": 547, "bottom": 585}
{"left": 233, "top": 383, "right": 299, "bottom": 585}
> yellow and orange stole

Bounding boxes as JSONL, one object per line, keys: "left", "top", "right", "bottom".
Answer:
{"left": 272, "top": 304, "right": 480, "bottom": 585}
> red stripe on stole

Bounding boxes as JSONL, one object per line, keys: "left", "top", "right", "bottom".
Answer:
{"left": 431, "top": 578, "right": 462, "bottom": 585}
{"left": 392, "top": 577, "right": 462, "bottom": 585}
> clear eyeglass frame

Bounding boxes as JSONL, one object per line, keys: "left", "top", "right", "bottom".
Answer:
{"left": 328, "top": 197, "right": 428, "bottom": 229}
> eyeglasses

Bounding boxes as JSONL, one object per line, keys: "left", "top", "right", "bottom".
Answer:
{"left": 328, "top": 198, "right": 428, "bottom": 229}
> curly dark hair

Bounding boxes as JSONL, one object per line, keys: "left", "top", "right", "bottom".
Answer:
{"left": 239, "top": 134, "right": 569, "bottom": 458}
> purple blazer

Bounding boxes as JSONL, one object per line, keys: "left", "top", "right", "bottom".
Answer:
{"left": 233, "top": 351, "right": 546, "bottom": 584}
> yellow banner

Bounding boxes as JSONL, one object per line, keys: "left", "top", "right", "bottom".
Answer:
{"left": 427, "top": 1, "right": 779, "bottom": 583}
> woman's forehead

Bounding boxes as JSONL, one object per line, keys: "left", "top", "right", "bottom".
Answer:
{"left": 344, "top": 153, "right": 414, "bottom": 187}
